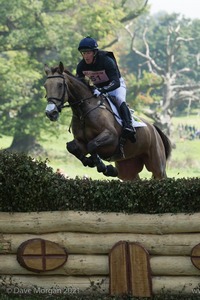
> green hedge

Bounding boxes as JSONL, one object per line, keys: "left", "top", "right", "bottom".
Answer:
{"left": 0, "top": 150, "right": 200, "bottom": 213}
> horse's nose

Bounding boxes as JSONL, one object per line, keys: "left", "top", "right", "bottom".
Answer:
{"left": 45, "top": 110, "right": 51, "bottom": 118}
{"left": 45, "top": 103, "right": 59, "bottom": 121}
{"left": 45, "top": 110, "right": 59, "bottom": 121}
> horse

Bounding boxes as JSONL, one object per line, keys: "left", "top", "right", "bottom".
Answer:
{"left": 44, "top": 62, "right": 172, "bottom": 181}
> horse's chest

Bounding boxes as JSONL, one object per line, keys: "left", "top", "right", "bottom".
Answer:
{"left": 84, "top": 127, "right": 99, "bottom": 141}
{"left": 73, "top": 124, "right": 98, "bottom": 142}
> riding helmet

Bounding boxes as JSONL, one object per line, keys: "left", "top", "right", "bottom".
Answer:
{"left": 78, "top": 36, "right": 98, "bottom": 51}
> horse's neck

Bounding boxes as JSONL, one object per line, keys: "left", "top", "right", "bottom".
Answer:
{"left": 65, "top": 75, "right": 92, "bottom": 101}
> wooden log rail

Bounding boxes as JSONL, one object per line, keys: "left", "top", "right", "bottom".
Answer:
{"left": 0, "top": 211, "right": 200, "bottom": 296}
{"left": 1, "top": 211, "right": 200, "bottom": 234}
{"left": 0, "top": 254, "right": 199, "bottom": 276}
{"left": 1, "top": 232, "right": 200, "bottom": 255}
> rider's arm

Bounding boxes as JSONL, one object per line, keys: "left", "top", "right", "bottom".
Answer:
{"left": 99, "top": 56, "right": 120, "bottom": 93}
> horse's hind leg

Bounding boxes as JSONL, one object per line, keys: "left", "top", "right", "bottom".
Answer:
{"left": 150, "top": 164, "right": 167, "bottom": 179}
{"left": 145, "top": 148, "right": 167, "bottom": 179}
{"left": 115, "top": 158, "right": 144, "bottom": 181}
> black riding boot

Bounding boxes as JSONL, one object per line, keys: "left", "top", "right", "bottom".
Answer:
{"left": 119, "top": 102, "right": 136, "bottom": 143}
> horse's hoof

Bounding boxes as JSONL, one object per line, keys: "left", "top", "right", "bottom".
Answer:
{"left": 82, "top": 158, "right": 89, "bottom": 167}
{"left": 82, "top": 157, "right": 95, "bottom": 168}
{"left": 87, "top": 157, "right": 96, "bottom": 168}
{"left": 103, "top": 165, "right": 118, "bottom": 177}
{"left": 97, "top": 164, "right": 106, "bottom": 173}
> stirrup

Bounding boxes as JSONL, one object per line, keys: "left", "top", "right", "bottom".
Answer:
{"left": 123, "top": 126, "right": 136, "bottom": 135}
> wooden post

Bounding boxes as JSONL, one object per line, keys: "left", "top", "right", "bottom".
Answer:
{"left": 128, "top": 242, "right": 152, "bottom": 297}
{"left": 109, "top": 241, "right": 128, "bottom": 295}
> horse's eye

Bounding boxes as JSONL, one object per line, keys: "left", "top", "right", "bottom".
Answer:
{"left": 58, "top": 83, "right": 63, "bottom": 88}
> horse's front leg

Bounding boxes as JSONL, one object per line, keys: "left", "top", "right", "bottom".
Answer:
{"left": 66, "top": 139, "right": 95, "bottom": 168}
{"left": 87, "top": 129, "right": 119, "bottom": 177}
{"left": 67, "top": 139, "right": 108, "bottom": 173}
{"left": 67, "top": 131, "right": 119, "bottom": 178}
{"left": 87, "top": 129, "right": 118, "bottom": 153}
{"left": 67, "top": 139, "right": 107, "bottom": 173}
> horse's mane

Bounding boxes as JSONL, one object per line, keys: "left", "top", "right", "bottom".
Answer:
{"left": 64, "top": 68, "right": 76, "bottom": 78}
{"left": 49, "top": 65, "right": 94, "bottom": 92}
{"left": 49, "top": 66, "right": 76, "bottom": 78}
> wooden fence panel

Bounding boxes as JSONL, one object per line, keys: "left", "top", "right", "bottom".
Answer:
{"left": 0, "top": 211, "right": 200, "bottom": 297}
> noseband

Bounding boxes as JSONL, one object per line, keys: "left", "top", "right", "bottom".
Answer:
{"left": 46, "top": 75, "right": 67, "bottom": 112}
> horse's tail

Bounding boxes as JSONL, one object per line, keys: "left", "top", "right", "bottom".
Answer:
{"left": 154, "top": 125, "right": 172, "bottom": 160}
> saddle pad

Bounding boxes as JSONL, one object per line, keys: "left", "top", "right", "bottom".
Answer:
{"left": 107, "top": 98, "right": 147, "bottom": 128}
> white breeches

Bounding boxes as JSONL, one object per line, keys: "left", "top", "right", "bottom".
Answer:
{"left": 107, "top": 77, "right": 126, "bottom": 108}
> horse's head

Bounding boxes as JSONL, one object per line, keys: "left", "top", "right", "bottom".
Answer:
{"left": 44, "top": 62, "right": 68, "bottom": 121}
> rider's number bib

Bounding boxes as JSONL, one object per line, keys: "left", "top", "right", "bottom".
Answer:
{"left": 83, "top": 70, "right": 109, "bottom": 84}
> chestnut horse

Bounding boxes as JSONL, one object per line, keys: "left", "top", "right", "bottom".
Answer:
{"left": 44, "top": 62, "right": 172, "bottom": 180}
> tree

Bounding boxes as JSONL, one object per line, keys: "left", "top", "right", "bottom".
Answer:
{"left": 0, "top": 52, "right": 45, "bottom": 153}
{"left": 0, "top": 0, "right": 74, "bottom": 153}
{"left": 0, "top": 0, "right": 148, "bottom": 153}
{"left": 124, "top": 13, "right": 200, "bottom": 135}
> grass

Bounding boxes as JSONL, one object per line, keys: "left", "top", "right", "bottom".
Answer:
{"left": 0, "top": 114, "right": 199, "bottom": 180}
{"left": 168, "top": 113, "right": 200, "bottom": 178}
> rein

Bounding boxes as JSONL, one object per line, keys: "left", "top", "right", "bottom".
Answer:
{"left": 62, "top": 95, "right": 95, "bottom": 109}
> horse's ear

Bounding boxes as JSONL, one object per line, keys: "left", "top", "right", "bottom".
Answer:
{"left": 59, "top": 61, "right": 64, "bottom": 73}
{"left": 44, "top": 64, "right": 51, "bottom": 75}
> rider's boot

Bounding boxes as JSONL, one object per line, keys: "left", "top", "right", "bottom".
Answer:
{"left": 119, "top": 102, "right": 136, "bottom": 143}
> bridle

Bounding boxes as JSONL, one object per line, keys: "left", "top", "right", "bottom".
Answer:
{"left": 46, "top": 74, "right": 100, "bottom": 114}
{"left": 46, "top": 75, "right": 67, "bottom": 112}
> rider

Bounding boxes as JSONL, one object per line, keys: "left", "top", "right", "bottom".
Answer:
{"left": 76, "top": 36, "right": 136, "bottom": 143}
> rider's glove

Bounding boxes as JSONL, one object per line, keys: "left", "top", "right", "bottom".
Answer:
{"left": 98, "top": 87, "right": 107, "bottom": 94}
{"left": 93, "top": 89, "right": 102, "bottom": 97}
